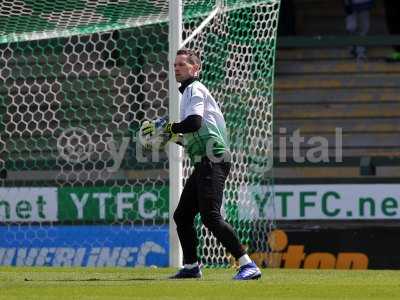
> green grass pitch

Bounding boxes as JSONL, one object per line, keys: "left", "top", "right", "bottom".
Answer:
{"left": 1, "top": 267, "right": 400, "bottom": 299}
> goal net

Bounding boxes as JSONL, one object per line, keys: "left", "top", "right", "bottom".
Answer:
{"left": 0, "top": 0, "right": 278, "bottom": 267}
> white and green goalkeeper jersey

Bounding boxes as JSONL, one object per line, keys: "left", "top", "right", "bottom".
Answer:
{"left": 180, "top": 80, "right": 229, "bottom": 161}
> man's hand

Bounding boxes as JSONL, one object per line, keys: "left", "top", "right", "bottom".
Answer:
{"left": 138, "top": 120, "right": 155, "bottom": 149}
{"left": 141, "top": 120, "right": 156, "bottom": 137}
{"left": 164, "top": 123, "right": 173, "bottom": 135}
{"left": 170, "top": 133, "right": 184, "bottom": 146}
{"left": 139, "top": 119, "right": 183, "bottom": 149}
{"left": 160, "top": 122, "right": 184, "bottom": 147}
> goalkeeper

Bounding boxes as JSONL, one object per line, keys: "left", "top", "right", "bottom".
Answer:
{"left": 142, "top": 49, "right": 261, "bottom": 280}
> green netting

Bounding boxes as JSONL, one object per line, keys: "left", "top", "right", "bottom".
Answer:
{"left": 0, "top": 0, "right": 278, "bottom": 267}
{"left": 182, "top": 1, "right": 278, "bottom": 266}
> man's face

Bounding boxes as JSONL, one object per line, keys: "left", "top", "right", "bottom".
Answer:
{"left": 174, "top": 54, "right": 199, "bottom": 83}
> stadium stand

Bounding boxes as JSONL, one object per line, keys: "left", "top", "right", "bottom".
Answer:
{"left": 274, "top": 0, "right": 400, "bottom": 183}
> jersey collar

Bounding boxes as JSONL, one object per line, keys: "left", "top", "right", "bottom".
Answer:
{"left": 178, "top": 77, "right": 197, "bottom": 94}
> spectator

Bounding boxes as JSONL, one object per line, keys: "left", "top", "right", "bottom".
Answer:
{"left": 383, "top": 0, "right": 400, "bottom": 62}
{"left": 344, "top": 0, "right": 374, "bottom": 60}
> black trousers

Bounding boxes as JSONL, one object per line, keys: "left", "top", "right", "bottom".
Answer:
{"left": 173, "top": 157, "right": 245, "bottom": 264}
{"left": 384, "top": 0, "right": 400, "bottom": 52}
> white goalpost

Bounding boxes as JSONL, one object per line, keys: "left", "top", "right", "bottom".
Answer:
{"left": 168, "top": 0, "right": 184, "bottom": 268}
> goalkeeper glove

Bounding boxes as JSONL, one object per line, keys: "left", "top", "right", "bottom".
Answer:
{"left": 139, "top": 118, "right": 183, "bottom": 149}
{"left": 141, "top": 118, "right": 166, "bottom": 137}
{"left": 159, "top": 122, "right": 184, "bottom": 147}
